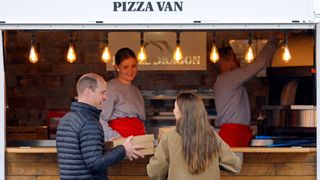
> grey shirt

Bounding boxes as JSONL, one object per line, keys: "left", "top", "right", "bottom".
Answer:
{"left": 214, "top": 41, "right": 277, "bottom": 126}
{"left": 100, "top": 78, "right": 146, "bottom": 140}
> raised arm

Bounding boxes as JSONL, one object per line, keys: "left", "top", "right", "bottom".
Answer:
{"left": 229, "top": 38, "right": 278, "bottom": 88}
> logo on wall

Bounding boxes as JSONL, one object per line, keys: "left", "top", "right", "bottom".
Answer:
{"left": 106, "top": 32, "right": 207, "bottom": 71}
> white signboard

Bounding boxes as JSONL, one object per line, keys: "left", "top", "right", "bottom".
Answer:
{"left": 0, "top": 0, "right": 315, "bottom": 24}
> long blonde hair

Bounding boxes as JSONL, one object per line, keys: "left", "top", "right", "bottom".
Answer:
{"left": 176, "top": 92, "right": 218, "bottom": 174}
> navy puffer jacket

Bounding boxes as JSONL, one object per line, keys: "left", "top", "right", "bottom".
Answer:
{"left": 56, "top": 102, "right": 126, "bottom": 180}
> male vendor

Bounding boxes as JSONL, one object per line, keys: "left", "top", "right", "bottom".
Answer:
{"left": 214, "top": 36, "right": 279, "bottom": 147}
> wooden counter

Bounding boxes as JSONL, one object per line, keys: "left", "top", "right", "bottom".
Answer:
{"left": 6, "top": 146, "right": 317, "bottom": 153}
{"left": 6, "top": 147, "right": 316, "bottom": 180}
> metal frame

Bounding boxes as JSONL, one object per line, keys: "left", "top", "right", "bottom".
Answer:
{"left": 0, "top": 22, "right": 318, "bottom": 180}
{"left": 0, "top": 30, "right": 5, "bottom": 180}
{"left": 316, "top": 23, "right": 320, "bottom": 180}
{"left": 0, "top": 23, "right": 316, "bottom": 30}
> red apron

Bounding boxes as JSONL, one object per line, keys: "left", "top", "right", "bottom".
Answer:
{"left": 109, "top": 117, "right": 145, "bottom": 137}
{"left": 218, "top": 123, "right": 252, "bottom": 147}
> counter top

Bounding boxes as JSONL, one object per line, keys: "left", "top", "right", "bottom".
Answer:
{"left": 6, "top": 147, "right": 57, "bottom": 153}
{"left": 6, "top": 147, "right": 316, "bottom": 154}
{"left": 232, "top": 147, "right": 316, "bottom": 153}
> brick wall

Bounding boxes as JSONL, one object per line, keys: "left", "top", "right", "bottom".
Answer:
{"left": 4, "top": 30, "right": 267, "bottom": 126}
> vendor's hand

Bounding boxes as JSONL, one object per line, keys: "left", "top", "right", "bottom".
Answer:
{"left": 122, "top": 136, "right": 145, "bottom": 161}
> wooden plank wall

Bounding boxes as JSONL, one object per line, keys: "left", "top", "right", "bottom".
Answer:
{"left": 6, "top": 153, "right": 316, "bottom": 180}
{"left": 6, "top": 126, "right": 49, "bottom": 141}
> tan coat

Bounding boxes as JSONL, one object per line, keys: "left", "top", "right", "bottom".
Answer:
{"left": 147, "top": 130, "right": 242, "bottom": 180}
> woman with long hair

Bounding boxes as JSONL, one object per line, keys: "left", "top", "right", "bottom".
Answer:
{"left": 99, "top": 48, "right": 145, "bottom": 141}
{"left": 147, "top": 92, "right": 242, "bottom": 179}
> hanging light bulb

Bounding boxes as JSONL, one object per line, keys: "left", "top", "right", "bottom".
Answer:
{"left": 67, "top": 34, "right": 76, "bottom": 63}
{"left": 210, "top": 32, "right": 219, "bottom": 63}
{"left": 138, "top": 46, "right": 147, "bottom": 62}
{"left": 67, "top": 43, "right": 76, "bottom": 63}
{"left": 174, "top": 46, "right": 182, "bottom": 62}
{"left": 245, "top": 33, "right": 254, "bottom": 63}
{"left": 29, "top": 34, "right": 39, "bottom": 64}
{"left": 102, "top": 46, "right": 111, "bottom": 63}
{"left": 101, "top": 32, "right": 111, "bottom": 63}
{"left": 138, "top": 32, "right": 147, "bottom": 62}
{"left": 174, "top": 32, "right": 183, "bottom": 62}
{"left": 282, "top": 45, "right": 291, "bottom": 62}
{"left": 245, "top": 46, "right": 254, "bottom": 63}
{"left": 282, "top": 32, "right": 291, "bottom": 63}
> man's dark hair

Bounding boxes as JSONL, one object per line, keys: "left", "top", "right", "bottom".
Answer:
{"left": 115, "top": 48, "right": 137, "bottom": 65}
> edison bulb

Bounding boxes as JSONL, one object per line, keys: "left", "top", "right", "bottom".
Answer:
{"left": 29, "top": 45, "right": 39, "bottom": 64}
{"left": 138, "top": 46, "right": 147, "bottom": 62}
{"left": 245, "top": 46, "right": 254, "bottom": 63}
{"left": 101, "top": 46, "right": 111, "bottom": 63}
{"left": 67, "top": 44, "right": 76, "bottom": 63}
{"left": 174, "top": 46, "right": 183, "bottom": 62}
{"left": 210, "top": 45, "right": 219, "bottom": 63}
{"left": 282, "top": 45, "right": 291, "bottom": 63}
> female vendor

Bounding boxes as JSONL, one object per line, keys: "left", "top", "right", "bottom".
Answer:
{"left": 100, "top": 47, "right": 146, "bottom": 141}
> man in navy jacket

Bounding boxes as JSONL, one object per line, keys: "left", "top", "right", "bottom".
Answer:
{"left": 56, "top": 73, "right": 143, "bottom": 180}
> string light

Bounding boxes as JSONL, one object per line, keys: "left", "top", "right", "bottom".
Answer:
{"left": 137, "top": 32, "right": 147, "bottom": 62}
{"left": 174, "top": 32, "right": 183, "bottom": 62}
{"left": 67, "top": 33, "right": 76, "bottom": 63}
{"left": 101, "top": 32, "right": 111, "bottom": 63}
{"left": 210, "top": 32, "right": 219, "bottom": 63}
{"left": 282, "top": 32, "right": 291, "bottom": 63}
{"left": 29, "top": 33, "right": 39, "bottom": 64}
{"left": 245, "top": 32, "right": 254, "bottom": 63}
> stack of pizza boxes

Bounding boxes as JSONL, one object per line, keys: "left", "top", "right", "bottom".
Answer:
{"left": 105, "top": 134, "right": 155, "bottom": 156}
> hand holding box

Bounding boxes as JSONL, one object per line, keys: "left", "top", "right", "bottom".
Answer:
{"left": 105, "top": 134, "right": 155, "bottom": 156}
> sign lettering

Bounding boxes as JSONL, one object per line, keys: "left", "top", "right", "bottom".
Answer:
{"left": 113, "top": 1, "right": 183, "bottom": 12}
